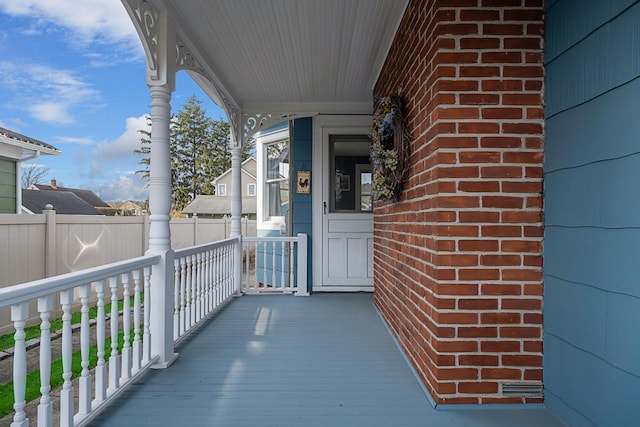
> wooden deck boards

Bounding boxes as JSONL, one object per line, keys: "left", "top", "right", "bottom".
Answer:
{"left": 90, "top": 294, "right": 566, "bottom": 426}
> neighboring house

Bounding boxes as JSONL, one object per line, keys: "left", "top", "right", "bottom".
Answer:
{"left": 21, "top": 188, "right": 101, "bottom": 215}
{"left": 182, "top": 157, "right": 257, "bottom": 219}
{"left": 0, "top": 127, "right": 60, "bottom": 214}
{"left": 32, "top": 179, "right": 117, "bottom": 215}
{"left": 118, "top": 1, "right": 640, "bottom": 426}
{"left": 108, "top": 200, "right": 146, "bottom": 216}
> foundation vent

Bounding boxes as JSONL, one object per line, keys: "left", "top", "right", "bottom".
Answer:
{"left": 501, "top": 382, "right": 543, "bottom": 396}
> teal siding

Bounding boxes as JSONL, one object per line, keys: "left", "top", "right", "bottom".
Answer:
{"left": 0, "top": 157, "right": 16, "bottom": 214}
{"left": 291, "top": 117, "right": 313, "bottom": 291}
{"left": 544, "top": 1, "right": 640, "bottom": 425}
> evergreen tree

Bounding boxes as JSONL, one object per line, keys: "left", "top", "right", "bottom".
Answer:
{"left": 135, "top": 95, "right": 254, "bottom": 212}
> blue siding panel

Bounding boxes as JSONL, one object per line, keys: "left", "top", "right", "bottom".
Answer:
{"left": 545, "top": 0, "right": 636, "bottom": 61}
{"left": 545, "top": 2, "right": 640, "bottom": 425}
{"left": 545, "top": 154, "right": 640, "bottom": 227}
{"left": 545, "top": 335, "right": 640, "bottom": 427}
{"left": 544, "top": 277, "right": 607, "bottom": 357}
{"left": 545, "top": 227, "right": 640, "bottom": 297}
{"left": 545, "top": 1, "right": 640, "bottom": 117}
{"left": 545, "top": 78, "right": 640, "bottom": 173}
{"left": 291, "top": 117, "right": 313, "bottom": 290}
{"left": 604, "top": 293, "right": 640, "bottom": 376}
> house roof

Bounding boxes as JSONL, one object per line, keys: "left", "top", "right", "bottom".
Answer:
{"left": 134, "top": 1, "right": 408, "bottom": 116}
{"left": 22, "top": 189, "right": 102, "bottom": 215}
{"left": 34, "top": 183, "right": 110, "bottom": 208}
{"left": 212, "top": 157, "right": 257, "bottom": 184}
{"left": 0, "top": 126, "right": 60, "bottom": 156}
{"left": 182, "top": 195, "right": 257, "bottom": 216}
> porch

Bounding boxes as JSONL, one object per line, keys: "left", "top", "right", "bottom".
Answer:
{"left": 90, "top": 293, "right": 564, "bottom": 427}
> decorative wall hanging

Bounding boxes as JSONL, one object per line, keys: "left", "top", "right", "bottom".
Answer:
{"left": 296, "top": 170, "right": 311, "bottom": 194}
{"left": 369, "top": 93, "right": 411, "bottom": 203}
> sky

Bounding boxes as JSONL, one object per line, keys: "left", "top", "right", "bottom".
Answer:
{"left": 0, "top": 0, "right": 226, "bottom": 201}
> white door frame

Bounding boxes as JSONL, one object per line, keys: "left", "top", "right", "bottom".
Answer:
{"left": 312, "top": 115, "right": 373, "bottom": 292}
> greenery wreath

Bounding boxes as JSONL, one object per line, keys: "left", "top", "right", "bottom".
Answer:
{"left": 369, "top": 94, "right": 411, "bottom": 203}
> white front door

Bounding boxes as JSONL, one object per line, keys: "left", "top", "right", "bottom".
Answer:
{"left": 313, "top": 116, "right": 373, "bottom": 291}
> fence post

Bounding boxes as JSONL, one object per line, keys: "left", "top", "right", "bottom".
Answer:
{"left": 143, "top": 214, "right": 150, "bottom": 254}
{"left": 295, "top": 233, "right": 309, "bottom": 296}
{"left": 193, "top": 214, "right": 199, "bottom": 246}
{"left": 43, "top": 204, "right": 56, "bottom": 278}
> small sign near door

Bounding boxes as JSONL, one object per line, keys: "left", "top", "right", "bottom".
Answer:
{"left": 296, "top": 170, "right": 311, "bottom": 194}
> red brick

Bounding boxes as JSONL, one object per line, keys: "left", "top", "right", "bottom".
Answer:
{"left": 503, "top": 93, "right": 543, "bottom": 105}
{"left": 459, "top": 151, "right": 501, "bottom": 163}
{"left": 481, "top": 368, "right": 522, "bottom": 380}
{"left": 504, "top": 151, "right": 544, "bottom": 163}
{"left": 437, "top": 23, "right": 480, "bottom": 36}
{"left": 502, "top": 123, "right": 543, "bottom": 135}
{"left": 481, "top": 340, "right": 521, "bottom": 352}
{"left": 481, "top": 284, "right": 522, "bottom": 296}
{"left": 502, "top": 181, "right": 542, "bottom": 193}
{"left": 481, "top": 312, "right": 521, "bottom": 324}
{"left": 439, "top": 166, "right": 480, "bottom": 179}
{"left": 459, "top": 239, "right": 499, "bottom": 251}
{"left": 502, "top": 298, "right": 541, "bottom": 310}
{"left": 504, "top": 37, "right": 542, "bottom": 50}
{"left": 460, "top": 37, "right": 501, "bottom": 49}
{"left": 458, "top": 121, "right": 500, "bottom": 134}
{"left": 504, "top": 65, "right": 544, "bottom": 78}
{"left": 488, "top": 81, "right": 525, "bottom": 93}
{"left": 482, "top": 24, "right": 525, "bottom": 36}
{"left": 436, "top": 107, "right": 480, "bottom": 120}
{"left": 459, "top": 268, "right": 500, "bottom": 280}
{"left": 482, "top": 225, "right": 522, "bottom": 237}
{"left": 437, "top": 79, "right": 479, "bottom": 91}
{"left": 459, "top": 181, "right": 500, "bottom": 193}
{"left": 480, "top": 136, "right": 522, "bottom": 148}
{"left": 524, "top": 369, "right": 543, "bottom": 381}
{"left": 480, "top": 254, "right": 522, "bottom": 267}
{"left": 501, "top": 211, "right": 542, "bottom": 223}
{"left": 482, "top": 52, "right": 522, "bottom": 63}
{"left": 458, "top": 327, "right": 498, "bottom": 338}
{"left": 458, "top": 381, "right": 499, "bottom": 394}
{"left": 433, "top": 339, "right": 479, "bottom": 353}
{"left": 458, "top": 298, "right": 499, "bottom": 310}
{"left": 482, "top": 196, "right": 523, "bottom": 209}
{"left": 459, "top": 211, "right": 500, "bottom": 223}
{"left": 480, "top": 166, "right": 522, "bottom": 178}
{"left": 435, "top": 283, "right": 479, "bottom": 296}
{"left": 459, "top": 354, "right": 499, "bottom": 366}
{"left": 500, "top": 327, "right": 541, "bottom": 339}
{"left": 459, "top": 94, "right": 500, "bottom": 106}
{"left": 482, "top": 107, "right": 522, "bottom": 119}
{"left": 437, "top": 368, "right": 479, "bottom": 380}
{"left": 435, "top": 311, "right": 479, "bottom": 325}
{"left": 502, "top": 269, "right": 542, "bottom": 281}
{"left": 438, "top": 136, "right": 479, "bottom": 148}
{"left": 436, "top": 51, "right": 479, "bottom": 64}
{"left": 460, "top": 66, "right": 501, "bottom": 77}
{"left": 504, "top": 9, "right": 544, "bottom": 22}
{"left": 502, "top": 354, "right": 543, "bottom": 366}
{"left": 460, "top": 9, "right": 500, "bottom": 21}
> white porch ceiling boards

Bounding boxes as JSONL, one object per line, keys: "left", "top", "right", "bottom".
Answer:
{"left": 153, "top": 0, "right": 409, "bottom": 115}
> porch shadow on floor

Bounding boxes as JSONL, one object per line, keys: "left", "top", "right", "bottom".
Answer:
{"left": 90, "top": 293, "right": 566, "bottom": 426}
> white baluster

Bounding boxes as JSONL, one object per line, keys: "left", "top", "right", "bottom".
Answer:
{"left": 132, "top": 270, "right": 142, "bottom": 372}
{"left": 206, "top": 249, "right": 213, "bottom": 313}
{"left": 281, "top": 241, "right": 286, "bottom": 290}
{"left": 10, "top": 303, "right": 28, "bottom": 427}
{"left": 37, "top": 296, "right": 53, "bottom": 426}
{"left": 59, "top": 289, "right": 74, "bottom": 426}
{"left": 290, "top": 241, "right": 295, "bottom": 291}
{"left": 196, "top": 252, "right": 202, "bottom": 322}
{"left": 95, "top": 280, "right": 107, "bottom": 402}
{"left": 173, "top": 259, "right": 180, "bottom": 340}
{"left": 108, "top": 276, "right": 120, "bottom": 393}
{"left": 243, "top": 242, "right": 249, "bottom": 291}
{"left": 190, "top": 254, "right": 197, "bottom": 326}
{"left": 262, "top": 241, "right": 267, "bottom": 288}
{"left": 271, "top": 241, "right": 277, "bottom": 288}
{"left": 78, "top": 285, "right": 92, "bottom": 415}
{"left": 185, "top": 256, "right": 192, "bottom": 330}
{"left": 142, "top": 266, "right": 152, "bottom": 363}
{"left": 179, "top": 256, "right": 186, "bottom": 335}
{"left": 121, "top": 273, "right": 132, "bottom": 381}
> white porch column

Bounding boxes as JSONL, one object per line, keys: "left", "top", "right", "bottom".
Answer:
{"left": 147, "top": 84, "right": 178, "bottom": 368}
{"left": 230, "top": 133, "right": 243, "bottom": 294}
{"left": 143, "top": 8, "right": 178, "bottom": 368}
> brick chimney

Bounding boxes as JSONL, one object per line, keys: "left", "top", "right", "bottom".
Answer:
{"left": 50, "top": 179, "right": 57, "bottom": 189}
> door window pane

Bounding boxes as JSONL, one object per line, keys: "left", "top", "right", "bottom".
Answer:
{"left": 330, "top": 135, "right": 371, "bottom": 212}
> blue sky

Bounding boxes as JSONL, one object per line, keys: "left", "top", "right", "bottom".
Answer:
{"left": 0, "top": 0, "right": 226, "bottom": 201}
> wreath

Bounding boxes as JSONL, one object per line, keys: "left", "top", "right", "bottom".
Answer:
{"left": 369, "top": 94, "right": 411, "bottom": 203}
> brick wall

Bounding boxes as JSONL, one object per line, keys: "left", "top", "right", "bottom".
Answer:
{"left": 373, "top": 0, "right": 544, "bottom": 404}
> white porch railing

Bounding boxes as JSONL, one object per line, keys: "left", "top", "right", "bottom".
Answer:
{"left": 241, "top": 234, "right": 308, "bottom": 296}
{"left": 0, "top": 254, "right": 161, "bottom": 427}
{"left": 0, "top": 234, "right": 308, "bottom": 426}
{"left": 172, "top": 237, "right": 239, "bottom": 342}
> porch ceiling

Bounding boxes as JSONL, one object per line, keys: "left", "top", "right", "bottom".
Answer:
{"left": 152, "top": 0, "right": 409, "bottom": 115}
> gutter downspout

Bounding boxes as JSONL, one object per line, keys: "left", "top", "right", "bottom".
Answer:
{"left": 16, "top": 149, "right": 41, "bottom": 214}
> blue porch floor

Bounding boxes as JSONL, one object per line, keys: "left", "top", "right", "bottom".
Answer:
{"left": 90, "top": 293, "right": 566, "bottom": 426}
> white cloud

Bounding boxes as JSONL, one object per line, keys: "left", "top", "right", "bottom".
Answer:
{"left": 0, "top": 0, "right": 137, "bottom": 46}
{"left": 56, "top": 136, "right": 95, "bottom": 146}
{"left": 99, "top": 174, "right": 148, "bottom": 201}
{"left": 93, "top": 115, "right": 149, "bottom": 162}
{"left": 0, "top": 61, "right": 100, "bottom": 125}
